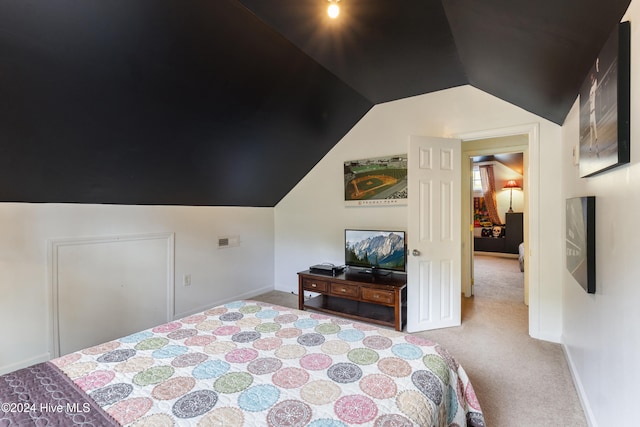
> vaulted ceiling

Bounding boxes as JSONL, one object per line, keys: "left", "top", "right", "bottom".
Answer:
{"left": 0, "top": 0, "right": 631, "bottom": 206}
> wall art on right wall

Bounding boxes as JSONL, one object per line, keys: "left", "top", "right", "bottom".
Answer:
{"left": 578, "top": 21, "right": 630, "bottom": 178}
{"left": 566, "top": 196, "right": 596, "bottom": 294}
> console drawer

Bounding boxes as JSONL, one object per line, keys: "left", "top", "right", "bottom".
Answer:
{"left": 330, "top": 282, "right": 359, "bottom": 298}
{"left": 302, "top": 278, "right": 329, "bottom": 293}
{"left": 361, "top": 287, "right": 395, "bottom": 305}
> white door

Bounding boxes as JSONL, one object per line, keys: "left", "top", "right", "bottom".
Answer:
{"left": 407, "top": 135, "right": 461, "bottom": 332}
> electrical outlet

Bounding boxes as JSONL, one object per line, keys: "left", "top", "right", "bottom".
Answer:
{"left": 183, "top": 273, "right": 191, "bottom": 286}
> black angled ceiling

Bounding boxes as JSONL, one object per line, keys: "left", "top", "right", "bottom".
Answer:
{"left": 442, "top": 0, "right": 632, "bottom": 123}
{"left": 0, "top": 0, "right": 630, "bottom": 206}
{"left": 0, "top": 0, "right": 372, "bottom": 206}
{"left": 239, "top": 0, "right": 468, "bottom": 103}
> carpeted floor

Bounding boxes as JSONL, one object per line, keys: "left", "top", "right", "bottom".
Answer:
{"left": 254, "top": 262, "right": 587, "bottom": 426}
{"left": 473, "top": 254, "right": 525, "bottom": 303}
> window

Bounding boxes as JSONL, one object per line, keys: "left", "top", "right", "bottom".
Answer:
{"left": 472, "top": 167, "right": 482, "bottom": 192}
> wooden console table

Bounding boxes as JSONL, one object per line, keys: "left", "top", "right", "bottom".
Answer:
{"left": 297, "top": 270, "right": 407, "bottom": 331}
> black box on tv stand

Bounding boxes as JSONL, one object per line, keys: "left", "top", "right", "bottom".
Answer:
{"left": 309, "top": 264, "right": 345, "bottom": 276}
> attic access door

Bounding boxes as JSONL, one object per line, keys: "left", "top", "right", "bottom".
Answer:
{"left": 407, "top": 135, "right": 462, "bottom": 333}
{"left": 50, "top": 233, "right": 175, "bottom": 357}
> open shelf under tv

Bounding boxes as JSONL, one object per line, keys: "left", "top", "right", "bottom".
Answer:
{"left": 298, "top": 269, "right": 407, "bottom": 331}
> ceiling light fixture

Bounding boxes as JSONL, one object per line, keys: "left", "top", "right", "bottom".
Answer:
{"left": 327, "top": 0, "right": 340, "bottom": 19}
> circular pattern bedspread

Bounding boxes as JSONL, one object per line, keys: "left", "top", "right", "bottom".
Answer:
{"left": 52, "top": 300, "right": 485, "bottom": 426}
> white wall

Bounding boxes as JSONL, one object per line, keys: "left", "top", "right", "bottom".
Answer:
{"left": 0, "top": 203, "right": 274, "bottom": 374}
{"left": 561, "top": 2, "right": 640, "bottom": 425}
{"left": 274, "top": 85, "right": 563, "bottom": 341}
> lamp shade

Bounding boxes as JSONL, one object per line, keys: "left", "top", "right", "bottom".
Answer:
{"left": 503, "top": 180, "right": 521, "bottom": 190}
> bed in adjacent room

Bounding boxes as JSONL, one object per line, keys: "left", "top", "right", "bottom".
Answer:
{"left": 1, "top": 300, "right": 485, "bottom": 426}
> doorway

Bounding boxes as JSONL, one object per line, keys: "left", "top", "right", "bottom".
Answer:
{"left": 462, "top": 135, "right": 528, "bottom": 304}
{"left": 456, "top": 124, "right": 540, "bottom": 337}
{"left": 470, "top": 150, "right": 525, "bottom": 304}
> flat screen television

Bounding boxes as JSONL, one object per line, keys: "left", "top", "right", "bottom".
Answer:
{"left": 345, "top": 229, "right": 406, "bottom": 274}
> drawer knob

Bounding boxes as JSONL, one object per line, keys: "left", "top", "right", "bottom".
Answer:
{"left": 374, "top": 294, "right": 379, "bottom": 298}
{"left": 341, "top": 288, "right": 346, "bottom": 292}
{"left": 311, "top": 283, "right": 317, "bottom": 287}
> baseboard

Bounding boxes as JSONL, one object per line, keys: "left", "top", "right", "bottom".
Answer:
{"left": 173, "top": 285, "right": 275, "bottom": 320}
{"left": 561, "top": 340, "right": 597, "bottom": 427}
{"left": 0, "top": 352, "right": 51, "bottom": 376}
{"left": 274, "top": 283, "right": 298, "bottom": 294}
{"left": 529, "top": 328, "right": 561, "bottom": 343}
{"left": 474, "top": 251, "right": 518, "bottom": 259}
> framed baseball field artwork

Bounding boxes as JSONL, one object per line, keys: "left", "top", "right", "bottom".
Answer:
{"left": 578, "top": 21, "right": 630, "bottom": 178}
{"left": 344, "top": 155, "right": 407, "bottom": 206}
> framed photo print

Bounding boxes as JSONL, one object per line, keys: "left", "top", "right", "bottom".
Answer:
{"left": 578, "top": 21, "right": 630, "bottom": 178}
{"left": 344, "top": 154, "right": 407, "bottom": 206}
{"left": 565, "top": 196, "right": 596, "bottom": 294}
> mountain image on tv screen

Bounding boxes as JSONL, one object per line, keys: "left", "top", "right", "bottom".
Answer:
{"left": 345, "top": 230, "right": 405, "bottom": 271}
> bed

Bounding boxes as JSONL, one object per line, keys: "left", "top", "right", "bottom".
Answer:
{"left": 1, "top": 300, "right": 485, "bottom": 426}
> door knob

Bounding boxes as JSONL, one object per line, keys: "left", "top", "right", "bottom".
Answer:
{"left": 412, "top": 249, "right": 421, "bottom": 256}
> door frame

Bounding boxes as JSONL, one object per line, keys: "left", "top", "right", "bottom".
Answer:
{"left": 455, "top": 123, "right": 540, "bottom": 338}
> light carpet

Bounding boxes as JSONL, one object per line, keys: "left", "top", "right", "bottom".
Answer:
{"left": 473, "top": 254, "right": 524, "bottom": 303}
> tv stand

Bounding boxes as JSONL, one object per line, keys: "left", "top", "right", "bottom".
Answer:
{"left": 298, "top": 269, "right": 407, "bottom": 331}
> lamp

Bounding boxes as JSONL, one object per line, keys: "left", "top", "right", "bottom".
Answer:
{"left": 502, "top": 180, "right": 521, "bottom": 213}
{"left": 327, "top": 0, "right": 340, "bottom": 18}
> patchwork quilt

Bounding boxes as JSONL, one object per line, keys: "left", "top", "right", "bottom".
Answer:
{"left": 1, "top": 300, "right": 485, "bottom": 426}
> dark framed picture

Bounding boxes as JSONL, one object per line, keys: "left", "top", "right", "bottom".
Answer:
{"left": 565, "top": 196, "right": 596, "bottom": 294}
{"left": 578, "top": 21, "right": 630, "bottom": 178}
